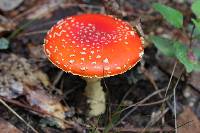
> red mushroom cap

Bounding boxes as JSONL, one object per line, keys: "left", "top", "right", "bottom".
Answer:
{"left": 43, "top": 14, "right": 144, "bottom": 78}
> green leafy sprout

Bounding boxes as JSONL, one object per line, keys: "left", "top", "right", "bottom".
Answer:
{"left": 150, "top": 1, "right": 200, "bottom": 73}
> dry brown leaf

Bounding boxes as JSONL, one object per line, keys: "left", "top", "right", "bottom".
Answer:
{"left": 24, "top": 86, "right": 69, "bottom": 129}
{"left": 177, "top": 107, "right": 200, "bottom": 133}
{"left": 0, "top": 118, "right": 22, "bottom": 133}
{"left": 0, "top": 54, "right": 71, "bottom": 129}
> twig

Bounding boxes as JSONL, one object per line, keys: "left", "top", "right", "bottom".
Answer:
{"left": 100, "top": 89, "right": 167, "bottom": 132}
{"left": 96, "top": 127, "right": 174, "bottom": 132}
{"left": 164, "top": 61, "right": 177, "bottom": 97}
{"left": 0, "top": 96, "right": 74, "bottom": 127}
{"left": 141, "top": 66, "right": 172, "bottom": 106}
{"left": 173, "top": 69, "right": 184, "bottom": 133}
{"left": 174, "top": 84, "right": 178, "bottom": 133}
{"left": 136, "top": 96, "right": 171, "bottom": 106}
{"left": 53, "top": 71, "right": 64, "bottom": 86}
{"left": 161, "top": 61, "right": 177, "bottom": 130}
{"left": 119, "top": 94, "right": 172, "bottom": 109}
{"left": 141, "top": 65, "right": 174, "bottom": 128}
{"left": 0, "top": 98, "right": 38, "bottom": 133}
{"left": 142, "top": 108, "right": 169, "bottom": 133}
{"left": 114, "top": 89, "right": 166, "bottom": 126}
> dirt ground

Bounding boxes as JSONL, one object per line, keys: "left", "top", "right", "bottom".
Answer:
{"left": 0, "top": 0, "right": 200, "bottom": 133}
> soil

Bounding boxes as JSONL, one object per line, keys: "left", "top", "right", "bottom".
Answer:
{"left": 0, "top": 0, "right": 199, "bottom": 133}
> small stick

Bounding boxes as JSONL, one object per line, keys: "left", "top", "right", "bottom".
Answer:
{"left": 96, "top": 127, "right": 174, "bottom": 132}
{"left": 114, "top": 89, "right": 166, "bottom": 127}
{"left": 173, "top": 69, "right": 184, "bottom": 133}
{"left": 53, "top": 71, "right": 64, "bottom": 86}
{"left": 0, "top": 98, "right": 39, "bottom": 133}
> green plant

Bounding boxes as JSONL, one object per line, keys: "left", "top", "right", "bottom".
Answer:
{"left": 150, "top": 1, "right": 200, "bottom": 73}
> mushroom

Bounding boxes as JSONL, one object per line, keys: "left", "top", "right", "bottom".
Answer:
{"left": 43, "top": 14, "right": 144, "bottom": 116}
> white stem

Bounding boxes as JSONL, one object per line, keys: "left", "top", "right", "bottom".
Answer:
{"left": 84, "top": 78, "right": 106, "bottom": 116}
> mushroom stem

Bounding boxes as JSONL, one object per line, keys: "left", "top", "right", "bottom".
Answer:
{"left": 84, "top": 78, "right": 106, "bottom": 116}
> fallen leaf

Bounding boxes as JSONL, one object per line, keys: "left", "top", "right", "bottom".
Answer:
{"left": 0, "top": 118, "right": 22, "bottom": 133}
{"left": 0, "top": 54, "right": 71, "bottom": 129}
{"left": 24, "top": 86, "right": 69, "bottom": 129}
{"left": 177, "top": 107, "right": 200, "bottom": 133}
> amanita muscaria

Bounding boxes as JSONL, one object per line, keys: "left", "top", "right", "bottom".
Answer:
{"left": 43, "top": 14, "right": 144, "bottom": 116}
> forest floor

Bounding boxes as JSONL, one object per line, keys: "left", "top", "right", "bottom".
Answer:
{"left": 0, "top": 0, "right": 200, "bottom": 133}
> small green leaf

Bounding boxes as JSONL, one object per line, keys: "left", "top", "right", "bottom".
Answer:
{"left": 191, "top": 0, "right": 200, "bottom": 18}
{"left": 153, "top": 3, "right": 183, "bottom": 28}
{"left": 149, "top": 35, "right": 175, "bottom": 56}
{"left": 173, "top": 42, "right": 194, "bottom": 72}
{"left": 0, "top": 38, "right": 9, "bottom": 49}
{"left": 174, "top": 45, "right": 200, "bottom": 72}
